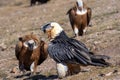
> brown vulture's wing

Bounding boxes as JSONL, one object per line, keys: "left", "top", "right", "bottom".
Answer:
{"left": 15, "top": 41, "right": 23, "bottom": 60}
{"left": 87, "top": 7, "right": 92, "bottom": 26}
{"left": 66, "top": 7, "right": 77, "bottom": 28}
{"left": 38, "top": 40, "right": 48, "bottom": 65}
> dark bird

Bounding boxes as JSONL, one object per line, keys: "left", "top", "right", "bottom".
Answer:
{"left": 40, "top": 22, "right": 110, "bottom": 78}
{"left": 15, "top": 33, "right": 48, "bottom": 75}
{"left": 30, "top": 0, "right": 50, "bottom": 6}
{"left": 67, "top": 0, "right": 92, "bottom": 37}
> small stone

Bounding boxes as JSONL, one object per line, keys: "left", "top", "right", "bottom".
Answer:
{"left": 98, "top": 73, "right": 105, "bottom": 77}
{"left": 113, "top": 69, "right": 118, "bottom": 74}
{"left": 0, "top": 43, "right": 7, "bottom": 51}
{"left": 105, "top": 72, "right": 113, "bottom": 76}
{"left": 10, "top": 67, "right": 19, "bottom": 74}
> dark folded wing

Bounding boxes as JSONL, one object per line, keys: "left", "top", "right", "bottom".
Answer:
{"left": 15, "top": 41, "right": 22, "bottom": 60}
{"left": 87, "top": 7, "right": 92, "bottom": 26}
{"left": 48, "top": 40, "right": 91, "bottom": 65}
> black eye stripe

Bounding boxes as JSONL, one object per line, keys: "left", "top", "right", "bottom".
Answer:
{"left": 41, "top": 22, "right": 52, "bottom": 32}
{"left": 45, "top": 23, "right": 50, "bottom": 27}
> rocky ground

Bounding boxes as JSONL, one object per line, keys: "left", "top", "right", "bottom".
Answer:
{"left": 0, "top": 0, "right": 120, "bottom": 80}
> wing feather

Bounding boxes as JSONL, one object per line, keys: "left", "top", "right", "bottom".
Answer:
{"left": 48, "top": 39, "right": 91, "bottom": 65}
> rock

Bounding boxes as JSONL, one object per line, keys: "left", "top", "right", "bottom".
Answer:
{"left": 98, "top": 73, "right": 105, "bottom": 77}
{"left": 105, "top": 72, "right": 113, "bottom": 76}
{"left": 10, "top": 67, "right": 19, "bottom": 74}
{"left": 0, "top": 43, "right": 7, "bottom": 51}
{"left": 113, "top": 70, "right": 118, "bottom": 74}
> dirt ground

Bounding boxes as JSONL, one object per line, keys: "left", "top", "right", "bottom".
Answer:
{"left": 0, "top": 0, "right": 120, "bottom": 80}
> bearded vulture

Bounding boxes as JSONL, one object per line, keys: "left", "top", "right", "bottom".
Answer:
{"left": 15, "top": 33, "right": 48, "bottom": 75}
{"left": 67, "top": 0, "right": 92, "bottom": 37}
{"left": 40, "top": 22, "right": 110, "bottom": 78}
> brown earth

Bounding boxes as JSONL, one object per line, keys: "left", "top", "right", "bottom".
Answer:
{"left": 0, "top": 0, "right": 120, "bottom": 80}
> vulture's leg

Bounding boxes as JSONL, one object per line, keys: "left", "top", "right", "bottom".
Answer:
{"left": 56, "top": 63, "right": 68, "bottom": 79}
{"left": 30, "top": 62, "right": 35, "bottom": 75}
{"left": 73, "top": 25, "right": 79, "bottom": 38}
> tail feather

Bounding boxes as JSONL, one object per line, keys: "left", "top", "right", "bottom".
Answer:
{"left": 89, "top": 53, "right": 110, "bottom": 67}
{"left": 89, "top": 52, "right": 110, "bottom": 60}
{"left": 90, "top": 58, "right": 110, "bottom": 67}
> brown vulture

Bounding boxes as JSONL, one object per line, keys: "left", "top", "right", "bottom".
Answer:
{"left": 67, "top": 0, "right": 92, "bottom": 37}
{"left": 15, "top": 33, "right": 48, "bottom": 75}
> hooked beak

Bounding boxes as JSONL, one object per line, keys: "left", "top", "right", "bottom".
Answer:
{"left": 40, "top": 26, "right": 46, "bottom": 33}
{"left": 28, "top": 43, "right": 34, "bottom": 50}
